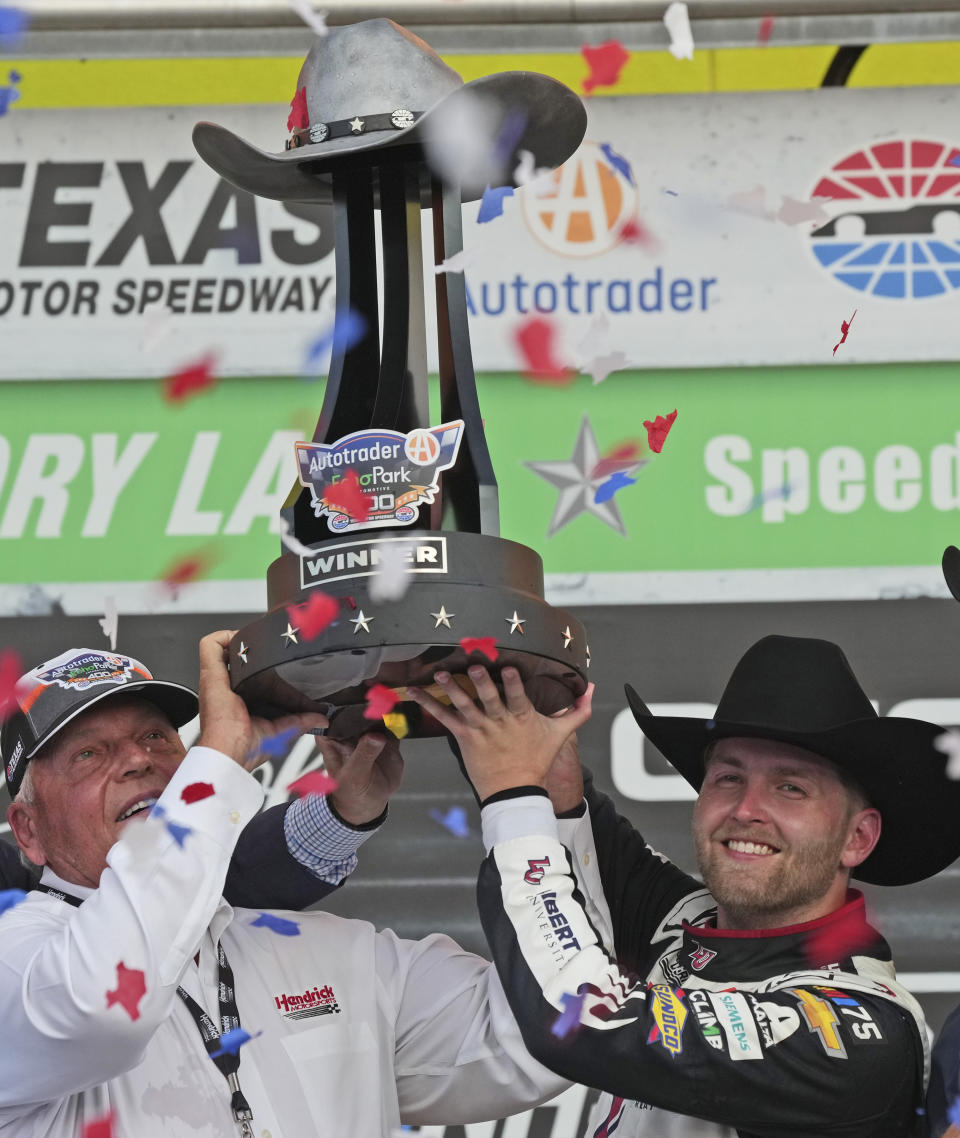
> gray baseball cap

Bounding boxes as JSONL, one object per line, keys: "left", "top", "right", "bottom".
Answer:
{"left": 2, "top": 649, "right": 198, "bottom": 798}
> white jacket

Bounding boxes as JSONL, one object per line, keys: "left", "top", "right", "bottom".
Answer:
{"left": 0, "top": 747, "right": 567, "bottom": 1136}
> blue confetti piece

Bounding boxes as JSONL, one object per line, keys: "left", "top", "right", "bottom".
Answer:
{"left": 551, "top": 990, "right": 587, "bottom": 1039}
{"left": 166, "top": 820, "right": 192, "bottom": 848}
{"left": 951, "top": 155, "right": 960, "bottom": 168}
{"left": 303, "top": 308, "right": 367, "bottom": 375}
{"left": 600, "top": 143, "right": 635, "bottom": 187}
{"left": 429, "top": 805, "right": 471, "bottom": 839}
{"left": 0, "top": 82, "right": 19, "bottom": 116}
{"left": 594, "top": 471, "right": 637, "bottom": 504}
{"left": 0, "top": 888, "right": 27, "bottom": 916}
{"left": 0, "top": 7, "right": 27, "bottom": 44}
{"left": 149, "top": 803, "right": 167, "bottom": 820}
{"left": 209, "top": 1027, "right": 261, "bottom": 1058}
{"left": 949, "top": 1096, "right": 960, "bottom": 1127}
{"left": 477, "top": 185, "right": 515, "bottom": 224}
{"left": 664, "top": 189, "right": 679, "bottom": 196}
{"left": 248, "top": 725, "right": 301, "bottom": 761}
{"left": 492, "top": 108, "right": 528, "bottom": 165}
{"left": 250, "top": 912, "right": 301, "bottom": 937}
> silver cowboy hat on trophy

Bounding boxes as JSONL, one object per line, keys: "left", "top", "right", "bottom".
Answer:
{"left": 193, "top": 18, "right": 587, "bottom": 205}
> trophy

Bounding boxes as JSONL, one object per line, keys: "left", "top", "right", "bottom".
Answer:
{"left": 194, "top": 19, "right": 590, "bottom": 738}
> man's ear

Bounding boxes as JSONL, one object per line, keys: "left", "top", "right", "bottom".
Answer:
{"left": 6, "top": 802, "right": 46, "bottom": 867}
{"left": 840, "top": 808, "right": 882, "bottom": 870}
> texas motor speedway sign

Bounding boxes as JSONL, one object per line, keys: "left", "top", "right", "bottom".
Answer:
{"left": 0, "top": 105, "right": 336, "bottom": 379}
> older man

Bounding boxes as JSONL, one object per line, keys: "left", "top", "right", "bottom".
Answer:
{"left": 0, "top": 631, "right": 572, "bottom": 1137}
{"left": 413, "top": 635, "right": 960, "bottom": 1138}
{"left": 0, "top": 647, "right": 397, "bottom": 908}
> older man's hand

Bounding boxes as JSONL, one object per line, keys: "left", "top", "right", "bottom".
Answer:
{"left": 408, "top": 666, "right": 592, "bottom": 803}
{"left": 311, "top": 733, "right": 405, "bottom": 826}
{"left": 196, "top": 630, "right": 328, "bottom": 770}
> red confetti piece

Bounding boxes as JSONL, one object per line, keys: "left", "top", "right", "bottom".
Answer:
{"left": 287, "top": 591, "right": 339, "bottom": 641}
{"left": 180, "top": 781, "right": 214, "bottom": 805}
{"left": 581, "top": 40, "right": 630, "bottom": 95}
{"left": 0, "top": 647, "right": 23, "bottom": 722}
{"left": 757, "top": 14, "right": 775, "bottom": 45}
{"left": 325, "top": 468, "right": 374, "bottom": 522}
{"left": 643, "top": 410, "right": 678, "bottom": 454}
{"left": 590, "top": 441, "right": 644, "bottom": 481}
{"left": 287, "top": 769, "right": 340, "bottom": 798}
{"left": 514, "top": 316, "right": 575, "bottom": 384}
{"left": 287, "top": 86, "right": 308, "bottom": 132}
{"left": 617, "top": 217, "right": 658, "bottom": 251}
{"left": 364, "top": 683, "right": 399, "bottom": 720}
{"left": 160, "top": 551, "right": 214, "bottom": 590}
{"left": 460, "top": 637, "right": 498, "bottom": 662}
{"left": 164, "top": 353, "right": 218, "bottom": 403}
{"left": 81, "top": 1111, "right": 115, "bottom": 1138}
{"left": 105, "top": 962, "right": 147, "bottom": 1021}
{"left": 833, "top": 308, "right": 857, "bottom": 356}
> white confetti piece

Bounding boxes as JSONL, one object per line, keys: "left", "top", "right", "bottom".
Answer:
{"left": 287, "top": 0, "right": 328, "bottom": 35}
{"left": 664, "top": 2, "right": 695, "bottom": 60}
{"left": 99, "top": 595, "right": 119, "bottom": 651}
{"left": 935, "top": 731, "right": 960, "bottom": 780}
{"left": 368, "top": 541, "right": 414, "bottom": 603}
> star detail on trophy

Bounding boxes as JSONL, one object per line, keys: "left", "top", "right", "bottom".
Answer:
{"left": 431, "top": 605, "right": 455, "bottom": 629}
{"left": 506, "top": 611, "right": 525, "bottom": 635}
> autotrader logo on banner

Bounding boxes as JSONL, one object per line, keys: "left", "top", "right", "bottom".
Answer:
{"left": 520, "top": 141, "right": 638, "bottom": 257}
{"left": 808, "top": 138, "right": 960, "bottom": 300}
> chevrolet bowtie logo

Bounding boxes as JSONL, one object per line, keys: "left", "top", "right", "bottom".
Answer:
{"left": 790, "top": 988, "right": 847, "bottom": 1058}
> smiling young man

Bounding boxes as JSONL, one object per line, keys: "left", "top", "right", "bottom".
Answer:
{"left": 413, "top": 635, "right": 960, "bottom": 1138}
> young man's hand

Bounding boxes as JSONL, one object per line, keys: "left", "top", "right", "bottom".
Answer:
{"left": 408, "top": 666, "right": 592, "bottom": 803}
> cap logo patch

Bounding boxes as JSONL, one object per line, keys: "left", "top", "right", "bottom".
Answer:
{"left": 35, "top": 652, "right": 143, "bottom": 692}
{"left": 5, "top": 737, "right": 24, "bottom": 783}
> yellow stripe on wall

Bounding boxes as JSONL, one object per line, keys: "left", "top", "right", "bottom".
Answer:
{"left": 8, "top": 43, "right": 960, "bottom": 111}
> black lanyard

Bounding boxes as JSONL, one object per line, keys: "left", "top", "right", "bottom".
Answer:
{"left": 36, "top": 883, "right": 255, "bottom": 1137}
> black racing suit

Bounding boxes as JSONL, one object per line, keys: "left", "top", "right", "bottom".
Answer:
{"left": 478, "top": 777, "right": 928, "bottom": 1138}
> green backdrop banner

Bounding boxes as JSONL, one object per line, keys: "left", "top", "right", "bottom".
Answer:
{"left": 0, "top": 363, "right": 958, "bottom": 588}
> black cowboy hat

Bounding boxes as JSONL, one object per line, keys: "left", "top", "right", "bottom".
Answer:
{"left": 942, "top": 545, "right": 960, "bottom": 601}
{"left": 192, "top": 18, "right": 587, "bottom": 205}
{"left": 624, "top": 634, "right": 960, "bottom": 886}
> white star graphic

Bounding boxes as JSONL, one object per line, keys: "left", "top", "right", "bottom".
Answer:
{"left": 350, "top": 116, "right": 365, "bottom": 133}
{"left": 281, "top": 623, "right": 299, "bottom": 646}
{"left": 237, "top": 641, "right": 248, "bottom": 664}
{"left": 350, "top": 609, "right": 373, "bottom": 634}
{"left": 431, "top": 605, "right": 455, "bottom": 628}
{"left": 525, "top": 417, "right": 646, "bottom": 537}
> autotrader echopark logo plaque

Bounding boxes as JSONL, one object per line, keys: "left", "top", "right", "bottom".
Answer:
{"left": 808, "top": 138, "right": 960, "bottom": 300}
{"left": 295, "top": 421, "right": 464, "bottom": 533}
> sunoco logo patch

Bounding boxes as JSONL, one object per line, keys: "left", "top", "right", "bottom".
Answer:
{"left": 295, "top": 422, "right": 464, "bottom": 534}
{"left": 35, "top": 652, "right": 138, "bottom": 691}
{"left": 647, "top": 985, "right": 688, "bottom": 1056}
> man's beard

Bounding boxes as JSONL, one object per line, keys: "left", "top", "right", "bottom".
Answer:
{"left": 694, "top": 829, "right": 847, "bottom": 929}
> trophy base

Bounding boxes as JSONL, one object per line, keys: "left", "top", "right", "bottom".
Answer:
{"left": 229, "top": 531, "right": 588, "bottom": 739}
